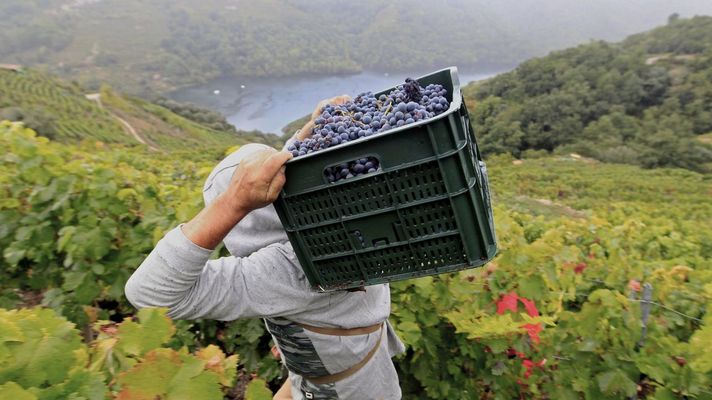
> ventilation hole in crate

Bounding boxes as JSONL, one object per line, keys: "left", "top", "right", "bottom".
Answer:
{"left": 311, "top": 233, "right": 469, "bottom": 288}
{"left": 302, "top": 223, "right": 350, "bottom": 257}
{"left": 399, "top": 199, "right": 457, "bottom": 239}
{"left": 314, "top": 256, "right": 362, "bottom": 285}
{"left": 388, "top": 161, "right": 446, "bottom": 204}
{"left": 331, "top": 176, "right": 393, "bottom": 217}
{"left": 360, "top": 246, "right": 413, "bottom": 278}
{"left": 288, "top": 191, "right": 338, "bottom": 227}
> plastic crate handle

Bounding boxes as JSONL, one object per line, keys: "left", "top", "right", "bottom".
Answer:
{"left": 322, "top": 155, "right": 382, "bottom": 184}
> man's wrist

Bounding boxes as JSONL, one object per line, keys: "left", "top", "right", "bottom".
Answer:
{"left": 181, "top": 194, "right": 250, "bottom": 250}
{"left": 215, "top": 192, "right": 250, "bottom": 223}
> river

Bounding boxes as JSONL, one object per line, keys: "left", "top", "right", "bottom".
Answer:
{"left": 169, "top": 68, "right": 505, "bottom": 135}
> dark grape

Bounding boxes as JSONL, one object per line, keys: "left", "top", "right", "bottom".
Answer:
{"left": 292, "top": 77, "right": 450, "bottom": 182}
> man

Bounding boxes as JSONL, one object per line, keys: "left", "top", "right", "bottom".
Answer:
{"left": 124, "top": 97, "right": 405, "bottom": 400}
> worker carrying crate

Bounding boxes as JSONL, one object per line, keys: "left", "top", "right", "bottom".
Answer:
{"left": 125, "top": 67, "right": 496, "bottom": 400}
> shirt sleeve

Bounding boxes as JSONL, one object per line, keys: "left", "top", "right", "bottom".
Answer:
{"left": 124, "top": 226, "right": 325, "bottom": 321}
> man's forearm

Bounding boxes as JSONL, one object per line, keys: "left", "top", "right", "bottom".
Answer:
{"left": 181, "top": 194, "right": 249, "bottom": 249}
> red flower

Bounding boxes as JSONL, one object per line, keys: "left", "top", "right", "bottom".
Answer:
{"left": 518, "top": 297, "right": 540, "bottom": 317}
{"left": 506, "top": 348, "right": 525, "bottom": 359}
{"left": 521, "top": 323, "right": 542, "bottom": 344}
{"left": 496, "top": 292, "right": 544, "bottom": 344}
{"left": 522, "top": 358, "right": 547, "bottom": 378}
{"left": 574, "top": 262, "right": 587, "bottom": 274}
{"left": 629, "top": 279, "right": 641, "bottom": 292}
{"left": 496, "top": 292, "right": 519, "bottom": 315}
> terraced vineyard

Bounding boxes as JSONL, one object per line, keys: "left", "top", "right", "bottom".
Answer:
{"left": 0, "top": 69, "right": 130, "bottom": 143}
{"left": 0, "top": 68, "right": 282, "bottom": 152}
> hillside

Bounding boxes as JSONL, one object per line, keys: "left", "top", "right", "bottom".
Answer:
{"left": 0, "top": 68, "right": 280, "bottom": 152}
{"left": 2, "top": 0, "right": 712, "bottom": 94}
{"left": 464, "top": 16, "right": 712, "bottom": 172}
{"left": 0, "top": 68, "right": 130, "bottom": 144}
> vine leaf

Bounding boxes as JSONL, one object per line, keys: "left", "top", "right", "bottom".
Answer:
{"left": 245, "top": 378, "right": 273, "bottom": 400}
{"left": 0, "top": 382, "right": 36, "bottom": 400}
{"left": 195, "top": 345, "right": 239, "bottom": 386}
{"left": 117, "top": 308, "right": 175, "bottom": 356}
{"left": 116, "top": 348, "right": 181, "bottom": 399}
{"left": 596, "top": 369, "right": 637, "bottom": 397}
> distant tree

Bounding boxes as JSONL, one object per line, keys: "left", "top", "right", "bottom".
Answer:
{"left": 468, "top": 16, "right": 712, "bottom": 172}
{"left": 668, "top": 13, "right": 680, "bottom": 25}
{"left": 0, "top": 106, "right": 58, "bottom": 139}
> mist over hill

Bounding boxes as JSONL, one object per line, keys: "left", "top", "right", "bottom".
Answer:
{"left": 2, "top": 0, "right": 712, "bottom": 94}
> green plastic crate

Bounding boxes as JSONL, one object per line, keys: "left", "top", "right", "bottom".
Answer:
{"left": 274, "top": 67, "right": 497, "bottom": 291}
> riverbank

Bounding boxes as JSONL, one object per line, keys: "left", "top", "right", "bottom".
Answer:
{"left": 168, "top": 68, "right": 509, "bottom": 135}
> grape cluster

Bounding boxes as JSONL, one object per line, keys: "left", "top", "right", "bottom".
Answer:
{"left": 287, "top": 78, "right": 449, "bottom": 182}
{"left": 324, "top": 157, "right": 379, "bottom": 183}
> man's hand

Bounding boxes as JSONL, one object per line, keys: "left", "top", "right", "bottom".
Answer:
{"left": 182, "top": 148, "right": 291, "bottom": 249}
{"left": 295, "top": 94, "right": 352, "bottom": 141}
{"left": 225, "top": 149, "right": 292, "bottom": 214}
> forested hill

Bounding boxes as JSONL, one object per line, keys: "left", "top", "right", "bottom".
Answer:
{"left": 2, "top": 0, "right": 712, "bottom": 94}
{"left": 0, "top": 68, "right": 280, "bottom": 152}
{"left": 464, "top": 16, "right": 712, "bottom": 172}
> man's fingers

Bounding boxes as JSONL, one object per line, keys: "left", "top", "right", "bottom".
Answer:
{"left": 330, "top": 94, "right": 351, "bottom": 105}
{"left": 263, "top": 153, "right": 290, "bottom": 201}
{"left": 262, "top": 151, "right": 292, "bottom": 180}
{"left": 297, "top": 120, "right": 315, "bottom": 140}
{"left": 266, "top": 169, "right": 287, "bottom": 201}
{"left": 312, "top": 95, "right": 353, "bottom": 119}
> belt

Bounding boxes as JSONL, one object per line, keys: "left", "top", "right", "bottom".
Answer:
{"left": 297, "top": 321, "right": 385, "bottom": 385}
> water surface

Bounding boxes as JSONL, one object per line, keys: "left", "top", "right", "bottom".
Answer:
{"left": 170, "top": 69, "right": 504, "bottom": 134}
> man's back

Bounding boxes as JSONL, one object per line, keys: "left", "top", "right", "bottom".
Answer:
{"left": 125, "top": 144, "right": 404, "bottom": 399}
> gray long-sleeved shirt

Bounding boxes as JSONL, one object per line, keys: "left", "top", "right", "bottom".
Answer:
{"left": 125, "top": 228, "right": 405, "bottom": 399}
{"left": 125, "top": 143, "right": 406, "bottom": 400}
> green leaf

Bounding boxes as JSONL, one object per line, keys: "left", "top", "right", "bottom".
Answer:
{"left": 3, "top": 245, "right": 26, "bottom": 266}
{"left": 33, "top": 364, "right": 106, "bottom": 400}
{"left": 596, "top": 369, "right": 637, "bottom": 397}
{"left": 56, "top": 226, "right": 76, "bottom": 253}
{"left": 167, "top": 371, "right": 222, "bottom": 400}
{"left": 689, "top": 315, "right": 712, "bottom": 374}
{"left": 0, "top": 308, "right": 83, "bottom": 387}
{"left": 245, "top": 378, "right": 273, "bottom": 400}
{"left": 517, "top": 274, "right": 546, "bottom": 300}
{"left": 73, "top": 277, "right": 101, "bottom": 304}
{"left": 0, "top": 382, "right": 36, "bottom": 400}
{"left": 61, "top": 271, "right": 87, "bottom": 291}
{"left": 396, "top": 321, "right": 422, "bottom": 344}
{"left": 117, "top": 308, "right": 176, "bottom": 357}
{"left": 651, "top": 387, "right": 677, "bottom": 400}
{"left": 491, "top": 360, "right": 507, "bottom": 376}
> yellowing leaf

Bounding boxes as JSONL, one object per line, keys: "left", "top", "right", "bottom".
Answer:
{"left": 167, "top": 371, "right": 222, "bottom": 400}
{"left": 195, "top": 345, "right": 238, "bottom": 386}
{"left": 116, "top": 349, "right": 181, "bottom": 400}
{"left": 245, "top": 378, "right": 273, "bottom": 400}
{"left": 0, "top": 382, "right": 36, "bottom": 400}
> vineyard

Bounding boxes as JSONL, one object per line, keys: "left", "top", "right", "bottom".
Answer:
{"left": 0, "top": 69, "right": 282, "bottom": 152}
{"left": 1, "top": 120, "right": 710, "bottom": 399}
{"left": 0, "top": 69, "right": 129, "bottom": 143}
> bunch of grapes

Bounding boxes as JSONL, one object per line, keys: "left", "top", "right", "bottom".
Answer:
{"left": 287, "top": 78, "right": 449, "bottom": 182}
{"left": 324, "top": 157, "right": 379, "bottom": 183}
